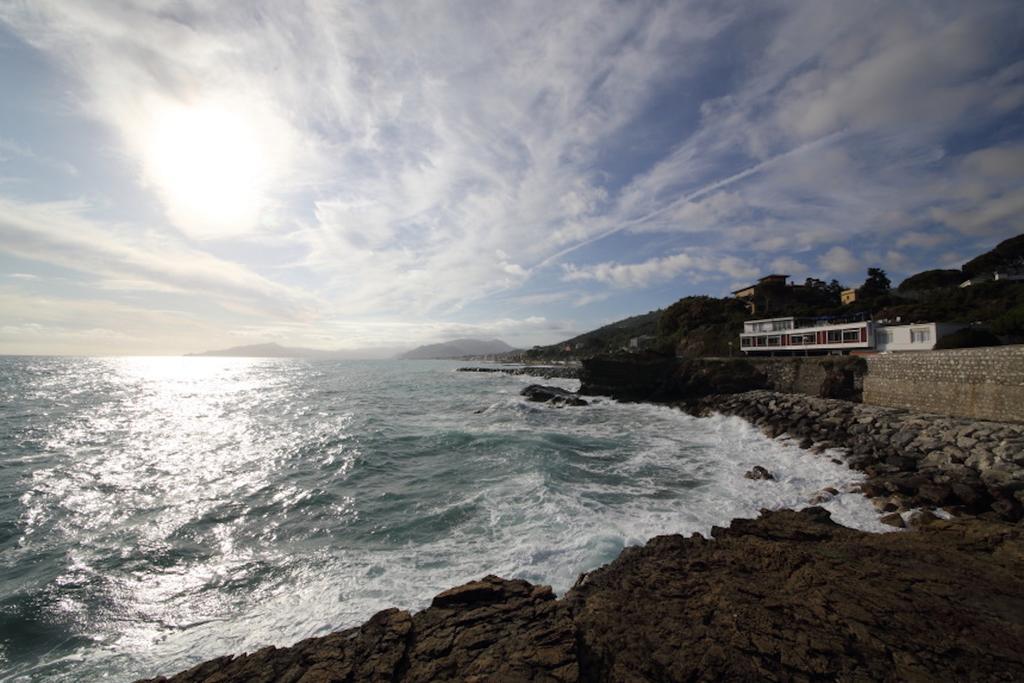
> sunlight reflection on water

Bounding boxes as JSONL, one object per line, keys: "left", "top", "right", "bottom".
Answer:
{"left": 12, "top": 357, "right": 360, "bottom": 669}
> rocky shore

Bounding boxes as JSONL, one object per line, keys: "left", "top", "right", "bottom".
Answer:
{"left": 693, "top": 390, "right": 1024, "bottom": 523}
{"left": 141, "top": 358, "right": 1024, "bottom": 681}
{"left": 141, "top": 508, "right": 1024, "bottom": 681}
{"left": 458, "top": 365, "right": 580, "bottom": 380}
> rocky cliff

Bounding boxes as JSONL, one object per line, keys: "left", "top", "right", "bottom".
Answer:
{"left": 578, "top": 353, "right": 767, "bottom": 402}
{"left": 141, "top": 508, "right": 1024, "bottom": 682}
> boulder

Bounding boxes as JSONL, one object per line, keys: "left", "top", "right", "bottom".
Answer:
{"left": 520, "top": 384, "right": 588, "bottom": 406}
{"left": 744, "top": 465, "right": 774, "bottom": 481}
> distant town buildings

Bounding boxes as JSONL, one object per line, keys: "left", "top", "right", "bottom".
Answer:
{"left": 628, "top": 334, "right": 657, "bottom": 351}
{"left": 959, "top": 268, "right": 1024, "bottom": 288}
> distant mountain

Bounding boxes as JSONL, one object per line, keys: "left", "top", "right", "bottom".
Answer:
{"left": 187, "top": 342, "right": 407, "bottom": 359}
{"left": 398, "top": 338, "right": 516, "bottom": 360}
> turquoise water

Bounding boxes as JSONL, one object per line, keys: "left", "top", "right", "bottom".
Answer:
{"left": 0, "top": 357, "right": 885, "bottom": 680}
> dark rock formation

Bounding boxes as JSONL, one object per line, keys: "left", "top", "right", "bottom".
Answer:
{"left": 520, "top": 384, "right": 588, "bottom": 406}
{"left": 694, "top": 390, "right": 1024, "bottom": 522}
{"left": 142, "top": 508, "right": 1024, "bottom": 682}
{"left": 141, "top": 575, "right": 576, "bottom": 682}
{"left": 458, "top": 365, "right": 581, "bottom": 380}
{"left": 578, "top": 353, "right": 766, "bottom": 402}
{"left": 569, "top": 507, "right": 1024, "bottom": 681}
{"left": 743, "top": 465, "right": 774, "bottom": 480}
{"left": 577, "top": 352, "right": 679, "bottom": 401}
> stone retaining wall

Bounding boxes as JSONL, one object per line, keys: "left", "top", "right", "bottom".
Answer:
{"left": 695, "top": 390, "right": 1024, "bottom": 522}
{"left": 863, "top": 345, "right": 1024, "bottom": 423}
{"left": 747, "top": 356, "right": 865, "bottom": 400}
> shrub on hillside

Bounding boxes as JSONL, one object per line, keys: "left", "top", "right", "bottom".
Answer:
{"left": 934, "top": 328, "right": 1002, "bottom": 350}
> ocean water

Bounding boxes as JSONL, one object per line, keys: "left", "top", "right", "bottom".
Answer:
{"left": 0, "top": 357, "right": 888, "bottom": 680}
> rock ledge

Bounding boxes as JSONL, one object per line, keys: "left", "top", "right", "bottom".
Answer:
{"left": 141, "top": 508, "right": 1024, "bottom": 682}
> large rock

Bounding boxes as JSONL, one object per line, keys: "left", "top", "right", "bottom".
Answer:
{"left": 567, "top": 507, "right": 1024, "bottom": 681}
{"left": 520, "top": 384, "right": 588, "bottom": 406}
{"left": 577, "top": 352, "right": 679, "bottom": 401}
{"left": 141, "top": 508, "right": 1024, "bottom": 682}
{"left": 141, "top": 575, "right": 576, "bottom": 682}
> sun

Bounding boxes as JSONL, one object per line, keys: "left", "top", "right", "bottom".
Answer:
{"left": 144, "top": 101, "right": 270, "bottom": 239}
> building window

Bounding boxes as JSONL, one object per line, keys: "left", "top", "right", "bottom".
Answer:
{"left": 911, "top": 328, "right": 931, "bottom": 343}
{"left": 826, "top": 330, "right": 841, "bottom": 343}
{"left": 740, "top": 337, "right": 751, "bottom": 347}
{"left": 842, "top": 329, "right": 861, "bottom": 343}
{"left": 767, "top": 336, "right": 781, "bottom": 346}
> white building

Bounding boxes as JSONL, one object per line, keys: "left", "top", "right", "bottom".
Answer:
{"left": 740, "top": 316, "right": 964, "bottom": 354}
{"left": 740, "top": 316, "right": 872, "bottom": 354}
{"left": 873, "top": 322, "right": 965, "bottom": 351}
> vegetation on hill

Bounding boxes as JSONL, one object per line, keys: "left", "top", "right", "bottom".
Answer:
{"left": 961, "top": 234, "right": 1024, "bottom": 277}
{"left": 934, "top": 328, "right": 1003, "bottom": 350}
{"left": 524, "top": 310, "right": 661, "bottom": 360}
{"left": 897, "top": 269, "right": 964, "bottom": 293}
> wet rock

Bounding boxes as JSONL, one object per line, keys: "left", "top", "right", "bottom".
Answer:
{"left": 907, "top": 509, "right": 941, "bottom": 527}
{"left": 880, "top": 512, "right": 906, "bottom": 528}
{"left": 808, "top": 486, "right": 840, "bottom": 504}
{"left": 520, "top": 384, "right": 588, "bottom": 407}
{"left": 743, "top": 465, "right": 774, "bottom": 481}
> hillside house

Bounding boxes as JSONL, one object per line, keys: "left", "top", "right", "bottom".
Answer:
{"left": 731, "top": 274, "right": 794, "bottom": 314}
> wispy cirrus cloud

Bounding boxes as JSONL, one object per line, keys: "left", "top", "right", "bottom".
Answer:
{"left": 0, "top": 197, "right": 318, "bottom": 319}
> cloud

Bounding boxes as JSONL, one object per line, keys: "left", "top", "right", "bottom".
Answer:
{"left": 818, "top": 246, "right": 861, "bottom": 275}
{"left": 770, "top": 256, "right": 809, "bottom": 275}
{"left": 0, "top": 197, "right": 318, "bottom": 319}
{"left": 0, "top": 1, "right": 1022, "bottom": 355}
{"left": 896, "top": 231, "right": 950, "bottom": 249}
{"left": 0, "top": 137, "right": 78, "bottom": 176}
{"left": 562, "top": 252, "right": 757, "bottom": 289}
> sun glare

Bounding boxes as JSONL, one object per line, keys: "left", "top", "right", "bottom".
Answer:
{"left": 145, "top": 102, "right": 269, "bottom": 238}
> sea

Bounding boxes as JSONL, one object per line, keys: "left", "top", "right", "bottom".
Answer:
{"left": 0, "top": 356, "right": 888, "bottom": 681}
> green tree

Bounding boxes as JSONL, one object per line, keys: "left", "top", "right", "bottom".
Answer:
{"left": 859, "top": 268, "right": 891, "bottom": 299}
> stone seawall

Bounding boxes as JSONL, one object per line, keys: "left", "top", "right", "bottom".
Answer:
{"left": 863, "top": 345, "right": 1024, "bottom": 422}
{"left": 747, "top": 356, "right": 865, "bottom": 401}
{"left": 695, "top": 390, "right": 1024, "bottom": 522}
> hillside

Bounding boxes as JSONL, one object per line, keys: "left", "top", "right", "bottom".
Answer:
{"left": 524, "top": 310, "right": 662, "bottom": 360}
{"left": 399, "top": 338, "right": 516, "bottom": 360}
{"left": 527, "top": 233, "right": 1024, "bottom": 360}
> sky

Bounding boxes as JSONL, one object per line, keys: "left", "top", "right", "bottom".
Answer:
{"left": 0, "top": 1, "right": 1022, "bottom": 355}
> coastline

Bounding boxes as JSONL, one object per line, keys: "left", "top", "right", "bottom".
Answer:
{"left": 141, "top": 507, "right": 1024, "bottom": 681}
{"left": 141, "top": 364, "right": 1024, "bottom": 681}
